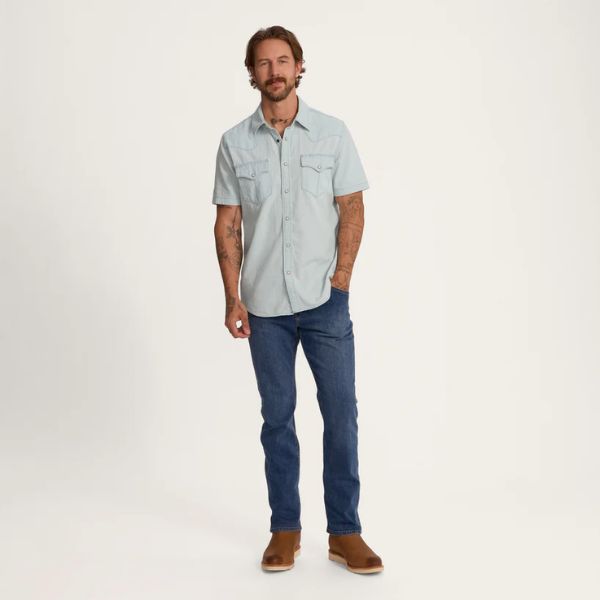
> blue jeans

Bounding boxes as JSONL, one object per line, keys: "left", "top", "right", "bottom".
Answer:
{"left": 247, "top": 286, "right": 362, "bottom": 535}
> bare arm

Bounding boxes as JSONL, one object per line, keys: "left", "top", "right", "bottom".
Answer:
{"left": 214, "top": 205, "right": 250, "bottom": 338}
{"left": 331, "top": 191, "right": 365, "bottom": 291}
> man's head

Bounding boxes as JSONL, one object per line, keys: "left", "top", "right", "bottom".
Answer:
{"left": 245, "top": 26, "right": 306, "bottom": 102}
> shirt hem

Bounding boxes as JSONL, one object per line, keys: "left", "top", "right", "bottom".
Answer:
{"left": 246, "top": 294, "right": 330, "bottom": 317}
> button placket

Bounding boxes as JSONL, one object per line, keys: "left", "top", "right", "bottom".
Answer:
{"left": 281, "top": 128, "right": 295, "bottom": 306}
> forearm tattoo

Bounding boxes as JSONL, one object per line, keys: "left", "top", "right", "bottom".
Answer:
{"left": 335, "top": 193, "right": 364, "bottom": 286}
{"left": 216, "top": 223, "right": 243, "bottom": 271}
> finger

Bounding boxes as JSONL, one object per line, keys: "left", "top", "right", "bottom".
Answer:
{"left": 225, "top": 318, "right": 242, "bottom": 338}
{"left": 234, "top": 318, "right": 249, "bottom": 338}
{"left": 240, "top": 313, "right": 251, "bottom": 336}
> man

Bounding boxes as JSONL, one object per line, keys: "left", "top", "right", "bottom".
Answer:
{"left": 212, "top": 26, "right": 383, "bottom": 575}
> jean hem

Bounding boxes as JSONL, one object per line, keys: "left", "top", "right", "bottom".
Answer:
{"left": 270, "top": 525, "right": 302, "bottom": 532}
{"left": 327, "top": 528, "right": 362, "bottom": 535}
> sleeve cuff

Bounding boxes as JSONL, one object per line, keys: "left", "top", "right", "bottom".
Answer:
{"left": 333, "top": 181, "right": 370, "bottom": 196}
{"left": 212, "top": 196, "right": 241, "bottom": 205}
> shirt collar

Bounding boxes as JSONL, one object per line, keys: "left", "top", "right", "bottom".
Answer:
{"left": 251, "top": 95, "right": 311, "bottom": 134}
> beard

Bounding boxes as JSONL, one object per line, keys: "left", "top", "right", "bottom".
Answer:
{"left": 259, "top": 77, "right": 293, "bottom": 102}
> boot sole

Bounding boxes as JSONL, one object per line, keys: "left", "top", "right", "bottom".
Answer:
{"left": 328, "top": 549, "right": 384, "bottom": 574}
{"left": 261, "top": 547, "right": 301, "bottom": 571}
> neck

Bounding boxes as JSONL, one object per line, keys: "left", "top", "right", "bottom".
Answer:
{"left": 261, "top": 94, "right": 299, "bottom": 129}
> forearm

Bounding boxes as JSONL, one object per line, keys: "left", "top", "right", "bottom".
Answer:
{"left": 333, "top": 192, "right": 364, "bottom": 288}
{"left": 214, "top": 212, "right": 243, "bottom": 304}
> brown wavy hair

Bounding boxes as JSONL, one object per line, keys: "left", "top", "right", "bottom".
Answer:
{"left": 244, "top": 26, "right": 306, "bottom": 89}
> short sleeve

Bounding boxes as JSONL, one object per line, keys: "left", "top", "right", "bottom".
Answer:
{"left": 212, "top": 135, "right": 241, "bottom": 205}
{"left": 332, "top": 121, "right": 369, "bottom": 197}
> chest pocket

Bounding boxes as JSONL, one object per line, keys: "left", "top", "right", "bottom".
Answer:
{"left": 235, "top": 159, "right": 272, "bottom": 204}
{"left": 300, "top": 154, "right": 335, "bottom": 197}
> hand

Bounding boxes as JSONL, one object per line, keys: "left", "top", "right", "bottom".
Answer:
{"left": 329, "top": 274, "right": 350, "bottom": 293}
{"left": 225, "top": 296, "right": 251, "bottom": 338}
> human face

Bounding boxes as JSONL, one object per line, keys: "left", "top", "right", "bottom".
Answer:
{"left": 251, "top": 38, "right": 301, "bottom": 102}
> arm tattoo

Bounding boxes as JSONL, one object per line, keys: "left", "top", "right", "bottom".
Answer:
{"left": 216, "top": 224, "right": 242, "bottom": 270}
{"left": 334, "top": 192, "right": 364, "bottom": 287}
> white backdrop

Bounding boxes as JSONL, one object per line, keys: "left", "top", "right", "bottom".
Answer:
{"left": 1, "top": 1, "right": 599, "bottom": 598}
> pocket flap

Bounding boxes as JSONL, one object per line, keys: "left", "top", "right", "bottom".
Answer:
{"left": 300, "top": 154, "right": 335, "bottom": 171}
{"left": 235, "top": 159, "right": 269, "bottom": 179}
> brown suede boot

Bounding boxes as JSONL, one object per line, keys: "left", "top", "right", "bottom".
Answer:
{"left": 328, "top": 532, "right": 384, "bottom": 574}
{"left": 261, "top": 530, "right": 302, "bottom": 571}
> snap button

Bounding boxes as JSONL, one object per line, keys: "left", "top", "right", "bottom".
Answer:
{"left": 317, "top": 165, "right": 321, "bottom": 170}
{"left": 251, "top": 173, "right": 255, "bottom": 178}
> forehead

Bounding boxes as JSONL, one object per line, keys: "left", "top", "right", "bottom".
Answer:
{"left": 254, "top": 38, "right": 293, "bottom": 61}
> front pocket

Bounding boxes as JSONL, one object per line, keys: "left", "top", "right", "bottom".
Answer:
{"left": 235, "top": 159, "right": 272, "bottom": 204}
{"left": 300, "top": 154, "right": 335, "bottom": 196}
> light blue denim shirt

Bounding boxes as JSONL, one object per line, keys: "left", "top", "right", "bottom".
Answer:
{"left": 212, "top": 95, "right": 369, "bottom": 317}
